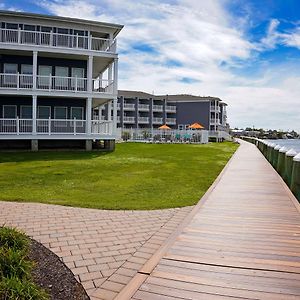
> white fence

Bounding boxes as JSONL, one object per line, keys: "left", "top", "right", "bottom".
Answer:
{"left": 209, "top": 130, "right": 232, "bottom": 141}
{"left": 0, "top": 118, "right": 113, "bottom": 136}
{"left": 121, "top": 128, "right": 209, "bottom": 144}
{"left": 0, "top": 28, "right": 115, "bottom": 53}
{"left": 0, "top": 73, "right": 113, "bottom": 94}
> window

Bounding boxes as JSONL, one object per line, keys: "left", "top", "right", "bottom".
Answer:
{"left": 54, "top": 107, "right": 67, "bottom": 119}
{"left": 38, "top": 66, "right": 52, "bottom": 88}
{"left": 3, "top": 105, "right": 17, "bottom": 118}
{"left": 4, "top": 64, "right": 18, "bottom": 85}
{"left": 24, "top": 24, "right": 36, "bottom": 31}
{"left": 71, "top": 107, "right": 83, "bottom": 120}
{"left": 20, "top": 106, "right": 32, "bottom": 119}
{"left": 55, "top": 67, "right": 68, "bottom": 88}
{"left": 4, "top": 64, "right": 18, "bottom": 74}
{"left": 41, "top": 26, "right": 52, "bottom": 33}
{"left": 185, "top": 124, "right": 190, "bottom": 130}
{"left": 21, "top": 65, "right": 33, "bottom": 74}
{"left": 71, "top": 67, "right": 84, "bottom": 78}
{"left": 55, "top": 66, "right": 68, "bottom": 77}
{"left": 5, "top": 23, "right": 18, "bottom": 30}
{"left": 20, "top": 65, "right": 33, "bottom": 87}
{"left": 178, "top": 124, "right": 184, "bottom": 130}
{"left": 71, "top": 68, "right": 85, "bottom": 90}
{"left": 38, "top": 106, "right": 51, "bottom": 119}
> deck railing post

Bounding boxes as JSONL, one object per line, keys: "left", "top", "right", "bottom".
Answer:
{"left": 48, "top": 117, "right": 51, "bottom": 135}
{"left": 18, "top": 27, "right": 21, "bottom": 44}
{"left": 277, "top": 146, "right": 288, "bottom": 175}
{"left": 291, "top": 153, "right": 300, "bottom": 201}
{"left": 16, "top": 117, "right": 19, "bottom": 135}
{"left": 17, "top": 73, "right": 19, "bottom": 89}
{"left": 73, "top": 118, "right": 76, "bottom": 135}
{"left": 284, "top": 149, "right": 297, "bottom": 187}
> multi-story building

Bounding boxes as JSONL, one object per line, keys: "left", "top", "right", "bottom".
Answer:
{"left": 97, "top": 90, "right": 228, "bottom": 131}
{"left": 0, "top": 10, "right": 123, "bottom": 150}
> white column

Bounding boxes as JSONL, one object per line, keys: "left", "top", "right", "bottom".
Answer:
{"left": 112, "top": 98, "right": 117, "bottom": 136}
{"left": 108, "top": 63, "right": 113, "bottom": 85}
{"left": 113, "top": 58, "right": 118, "bottom": 95}
{"left": 107, "top": 101, "right": 112, "bottom": 122}
{"left": 86, "top": 97, "right": 92, "bottom": 135}
{"left": 87, "top": 55, "right": 93, "bottom": 93}
{"left": 32, "top": 95, "right": 37, "bottom": 134}
{"left": 33, "top": 51, "right": 38, "bottom": 90}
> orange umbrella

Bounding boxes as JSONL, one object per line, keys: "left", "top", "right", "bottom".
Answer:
{"left": 158, "top": 124, "right": 171, "bottom": 130}
{"left": 188, "top": 122, "right": 204, "bottom": 129}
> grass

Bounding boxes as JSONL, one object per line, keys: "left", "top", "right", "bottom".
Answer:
{"left": 0, "top": 142, "right": 238, "bottom": 210}
{"left": 0, "top": 226, "right": 49, "bottom": 300}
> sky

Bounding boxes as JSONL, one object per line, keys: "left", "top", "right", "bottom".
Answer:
{"left": 1, "top": 0, "right": 300, "bottom": 131}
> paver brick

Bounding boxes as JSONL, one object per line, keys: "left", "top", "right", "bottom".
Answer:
{"left": 0, "top": 201, "right": 192, "bottom": 299}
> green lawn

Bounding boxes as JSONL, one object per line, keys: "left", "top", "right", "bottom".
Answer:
{"left": 0, "top": 142, "right": 238, "bottom": 210}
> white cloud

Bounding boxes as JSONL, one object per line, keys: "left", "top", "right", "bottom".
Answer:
{"left": 39, "top": 0, "right": 300, "bottom": 132}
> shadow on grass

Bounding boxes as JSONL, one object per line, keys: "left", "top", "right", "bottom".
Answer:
{"left": 0, "top": 151, "right": 113, "bottom": 163}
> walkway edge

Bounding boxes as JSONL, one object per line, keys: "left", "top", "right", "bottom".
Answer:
{"left": 115, "top": 142, "right": 240, "bottom": 300}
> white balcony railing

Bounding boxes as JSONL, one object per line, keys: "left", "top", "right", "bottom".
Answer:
{"left": 0, "top": 28, "right": 116, "bottom": 53}
{"left": 138, "top": 104, "right": 149, "bottom": 111}
{"left": 0, "top": 73, "right": 114, "bottom": 94}
{"left": 210, "top": 106, "right": 220, "bottom": 112}
{"left": 92, "top": 78, "right": 114, "bottom": 93}
{"left": 123, "top": 103, "right": 135, "bottom": 110}
{"left": 0, "top": 118, "right": 113, "bottom": 136}
{"left": 166, "top": 105, "right": 176, "bottom": 112}
{"left": 210, "top": 118, "right": 220, "bottom": 125}
{"left": 152, "top": 117, "right": 163, "bottom": 124}
{"left": 166, "top": 118, "right": 176, "bottom": 124}
{"left": 37, "top": 75, "right": 87, "bottom": 92}
{"left": 123, "top": 116, "right": 135, "bottom": 123}
{"left": 153, "top": 105, "right": 163, "bottom": 111}
{"left": 138, "top": 117, "right": 149, "bottom": 123}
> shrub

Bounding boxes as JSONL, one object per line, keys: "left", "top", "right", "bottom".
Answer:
{"left": 0, "top": 276, "right": 49, "bottom": 300}
{"left": 122, "top": 131, "right": 131, "bottom": 141}
{"left": 0, "top": 226, "right": 49, "bottom": 300}
{"left": 0, "top": 248, "right": 32, "bottom": 279}
{"left": 0, "top": 226, "right": 29, "bottom": 252}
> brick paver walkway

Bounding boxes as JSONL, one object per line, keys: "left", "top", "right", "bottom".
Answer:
{"left": 0, "top": 201, "right": 192, "bottom": 299}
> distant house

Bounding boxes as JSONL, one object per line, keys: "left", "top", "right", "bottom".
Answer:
{"left": 95, "top": 90, "right": 229, "bottom": 131}
{"left": 0, "top": 10, "right": 123, "bottom": 150}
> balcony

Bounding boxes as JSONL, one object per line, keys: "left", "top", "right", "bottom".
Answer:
{"left": 152, "top": 117, "right": 163, "bottom": 124}
{"left": 123, "top": 116, "right": 135, "bottom": 123}
{"left": 0, "top": 28, "right": 116, "bottom": 53}
{"left": 153, "top": 105, "right": 163, "bottom": 111}
{"left": 166, "top": 105, "right": 176, "bottom": 112}
{"left": 210, "top": 106, "right": 220, "bottom": 113}
{"left": 138, "top": 104, "right": 149, "bottom": 111}
{"left": 138, "top": 117, "right": 149, "bottom": 124}
{"left": 166, "top": 118, "right": 176, "bottom": 125}
{"left": 0, "top": 118, "right": 113, "bottom": 136}
{"left": 0, "top": 73, "right": 114, "bottom": 95}
{"left": 123, "top": 103, "right": 135, "bottom": 110}
{"left": 210, "top": 118, "right": 220, "bottom": 125}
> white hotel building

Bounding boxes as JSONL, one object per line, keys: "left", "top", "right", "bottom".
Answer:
{"left": 0, "top": 10, "right": 123, "bottom": 150}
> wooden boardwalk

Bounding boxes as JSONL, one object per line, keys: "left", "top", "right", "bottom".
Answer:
{"left": 118, "top": 140, "right": 300, "bottom": 300}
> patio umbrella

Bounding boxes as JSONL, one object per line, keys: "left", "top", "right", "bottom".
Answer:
{"left": 158, "top": 124, "right": 171, "bottom": 130}
{"left": 188, "top": 122, "right": 204, "bottom": 129}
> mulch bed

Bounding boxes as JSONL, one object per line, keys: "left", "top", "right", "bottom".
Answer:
{"left": 28, "top": 239, "right": 90, "bottom": 300}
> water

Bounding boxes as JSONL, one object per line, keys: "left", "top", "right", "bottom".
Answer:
{"left": 267, "top": 139, "right": 300, "bottom": 153}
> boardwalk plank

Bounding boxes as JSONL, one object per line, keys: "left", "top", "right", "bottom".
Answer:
{"left": 129, "top": 141, "right": 300, "bottom": 300}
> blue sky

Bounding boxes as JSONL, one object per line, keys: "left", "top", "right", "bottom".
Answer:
{"left": 1, "top": 0, "right": 300, "bottom": 131}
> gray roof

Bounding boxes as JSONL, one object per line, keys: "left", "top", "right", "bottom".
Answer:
{"left": 0, "top": 10, "right": 124, "bottom": 37}
{"left": 118, "top": 90, "right": 225, "bottom": 103}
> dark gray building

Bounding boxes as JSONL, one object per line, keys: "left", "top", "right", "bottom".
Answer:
{"left": 97, "top": 90, "right": 228, "bottom": 131}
